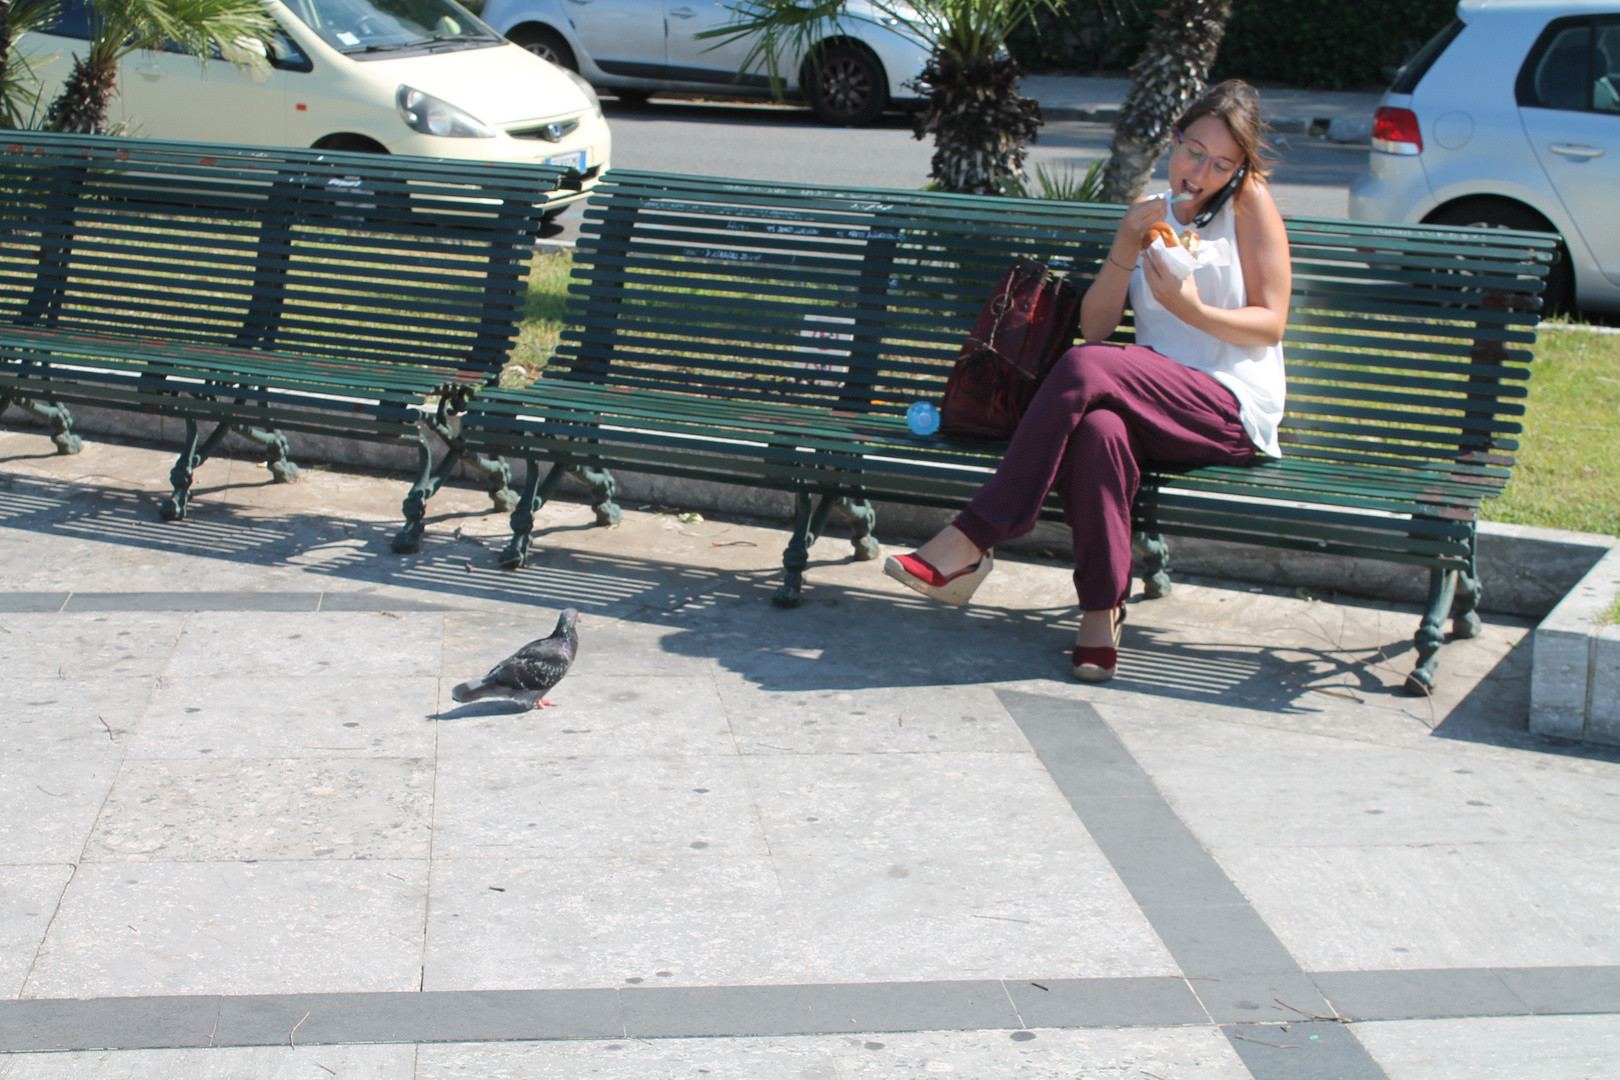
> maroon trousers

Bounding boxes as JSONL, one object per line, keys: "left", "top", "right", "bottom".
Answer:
{"left": 953, "top": 343, "right": 1256, "bottom": 611}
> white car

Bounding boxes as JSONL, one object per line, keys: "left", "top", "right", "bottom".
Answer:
{"left": 19, "top": 0, "right": 611, "bottom": 214}
{"left": 476, "top": 0, "right": 930, "bottom": 125}
{"left": 1349, "top": 0, "right": 1620, "bottom": 314}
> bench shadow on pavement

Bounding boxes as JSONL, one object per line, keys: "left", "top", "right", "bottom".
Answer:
{"left": 0, "top": 470, "right": 1530, "bottom": 724}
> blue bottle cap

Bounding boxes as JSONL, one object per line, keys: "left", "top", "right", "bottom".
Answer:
{"left": 906, "top": 400, "right": 941, "bottom": 436}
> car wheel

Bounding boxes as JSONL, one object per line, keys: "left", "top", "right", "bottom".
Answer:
{"left": 313, "top": 134, "right": 388, "bottom": 153}
{"left": 508, "top": 25, "right": 577, "bottom": 72}
{"left": 1427, "top": 200, "right": 1574, "bottom": 316}
{"left": 805, "top": 42, "right": 887, "bottom": 127}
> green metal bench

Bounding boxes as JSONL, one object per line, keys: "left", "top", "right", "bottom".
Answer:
{"left": 0, "top": 132, "right": 566, "bottom": 550}
{"left": 459, "top": 170, "right": 1553, "bottom": 692}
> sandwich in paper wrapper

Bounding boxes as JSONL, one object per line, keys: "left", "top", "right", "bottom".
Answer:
{"left": 1148, "top": 230, "right": 1233, "bottom": 280}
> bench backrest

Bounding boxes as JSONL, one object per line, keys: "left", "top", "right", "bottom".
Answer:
{"left": 562, "top": 171, "right": 1552, "bottom": 495}
{"left": 0, "top": 133, "right": 564, "bottom": 378}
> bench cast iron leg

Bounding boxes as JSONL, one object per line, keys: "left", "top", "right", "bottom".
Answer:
{"left": 0, "top": 395, "right": 82, "bottom": 455}
{"left": 1406, "top": 567, "right": 1459, "bottom": 696}
{"left": 570, "top": 464, "right": 620, "bottom": 526}
{"left": 232, "top": 425, "right": 300, "bottom": 483}
{"left": 161, "top": 420, "right": 231, "bottom": 521}
{"left": 501, "top": 458, "right": 569, "bottom": 569}
{"left": 832, "top": 496, "right": 880, "bottom": 561}
{"left": 393, "top": 431, "right": 459, "bottom": 553}
{"left": 774, "top": 491, "right": 842, "bottom": 608}
{"left": 1133, "top": 531, "right": 1172, "bottom": 598}
{"left": 1452, "top": 570, "right": 1483, "bottom": 640}
{"left": 459, "top": 450, "right": 518, "bottom": 514}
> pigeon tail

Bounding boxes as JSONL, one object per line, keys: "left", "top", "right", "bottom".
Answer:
{"left": 451, "top": 676, "right": 498, "bottom": 703}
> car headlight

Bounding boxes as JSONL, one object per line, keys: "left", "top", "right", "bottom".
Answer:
{"left": 559, "top": 66, "right": 603, "bottom": 119}
{"left": 396, "top": 86, "right": 496, "bottom": 138}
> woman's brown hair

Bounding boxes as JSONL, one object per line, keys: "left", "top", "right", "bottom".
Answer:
{"left": 1174, "top": 80, "right": 1276, "bottom": 197}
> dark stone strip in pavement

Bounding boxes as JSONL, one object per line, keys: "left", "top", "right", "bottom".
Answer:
{"left": 996, "top": 688, "right": 1391, "bottom": 1080}
{"left": 620, "top": 981, "right": 1020, "bottom": 1038}
{"left": 0, "top": 592, "right": 451, "bottom": 613}
{"left": 0, "top": 592, "right": 70, "bottom": 612}
{"left": 3, "top": 969, "right": 1618, "bottom": 1053}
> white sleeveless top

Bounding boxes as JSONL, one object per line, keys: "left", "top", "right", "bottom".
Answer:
{"left": 1128, "top": 190, "right": 1286, "bottom": 458}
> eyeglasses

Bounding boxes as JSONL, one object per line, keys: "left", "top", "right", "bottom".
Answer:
{"left": 1175, "top": 131, "right": 1240, "bottom": 179}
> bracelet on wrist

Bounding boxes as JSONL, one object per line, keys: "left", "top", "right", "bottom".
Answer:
{"left": 1106, "top": 252, "right": 1136, "bottom": 273}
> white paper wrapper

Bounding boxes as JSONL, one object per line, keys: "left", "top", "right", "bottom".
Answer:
{"left": 1148, "top": 235, "right": 1234, "bottom": 280}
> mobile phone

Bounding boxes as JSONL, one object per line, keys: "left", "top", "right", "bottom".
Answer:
{"left": 1193, "top": 165, "right": 1246, "bottom": 228}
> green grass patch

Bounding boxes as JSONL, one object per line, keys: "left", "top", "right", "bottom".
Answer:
{"left": 502, "top": 247, "right": 575, "bottom": 387}
{"left": 1598, "top": 594, "right": 1620, "bottom": 626}
{"left": 1483, "top": 324, "right": 1620, "bottom": 536}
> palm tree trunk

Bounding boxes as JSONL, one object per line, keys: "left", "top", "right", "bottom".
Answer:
{"left": 46, "top": 55, "right": 117, "bottom": 133}
{"left": 911, "top": 53, "right": 1043, "bottom": 195}
{"left": 1098, "top": 0, "right": 1234, "bottom": 204}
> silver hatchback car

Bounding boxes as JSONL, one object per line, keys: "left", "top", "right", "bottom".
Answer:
{"left": 1349, "top": 0, "right": 1620, "bottom": 314}
{"left": 474, "top": 0, "right": 929, "bottom": 126}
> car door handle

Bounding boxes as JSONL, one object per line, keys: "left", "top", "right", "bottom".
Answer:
{"left": 1549, "top": 143, "right": 1603, "bottom": 159}
{"left": 668, "top": 6, "right": 695, "bottom": 16}
{"left": 133, "top": 65, "right": 166, "bottom": 80}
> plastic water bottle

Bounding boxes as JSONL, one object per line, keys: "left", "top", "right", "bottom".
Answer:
{"left": 906, "top": 401, "right": 941, "bottom": 436}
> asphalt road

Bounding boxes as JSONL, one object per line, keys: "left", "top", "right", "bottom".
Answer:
{"left": 543, "top": 95, "right": 1370, "bottom": 244}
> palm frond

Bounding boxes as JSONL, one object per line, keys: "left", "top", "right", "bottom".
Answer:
{"left": 2, "top": 0, "right": 63, "bottom": 127}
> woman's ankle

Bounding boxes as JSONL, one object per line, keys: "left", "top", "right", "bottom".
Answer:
{"left": 915, "top": 525, "right": 982, "bottom": 576}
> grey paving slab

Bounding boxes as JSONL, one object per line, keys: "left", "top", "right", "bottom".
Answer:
{"left": 0, "top": 756, "right": 123, "bottom": 864}
{"left": 433, "top": 673, "right": 736, "bottom": 759}
{"left": 744, "top": 750, "right": 1080, "bottom": 857}
{"left": 129, "top": 675, "right": 440, "bottom": 760}
{"left": 24, "top": 860, "right": 428, "bottom": 998}
{"left": 0, "top": 1044, "right": 417, "bottom": 1078}
{"left": 440, "top": 610, "right": 703, "bottom": 680}
{"left": 410, "top": 1026, "right": 1254, "bottom": 1080}
{"left": 212, "top": 988, "right": 623, "bottom": 1045}
{"left": 422, "top": 855, "right": 807, "bottom": 991}
{"left": 1356, "top": 1014, "right": 1620, "bottom": 1080}
{"left": 429, "top": 753, "right": 766, "bottom": 859}
{"left": 0, "top": 612, "right": 183, "bottom": 679}
{"left": 772, "top": 849, "right": 1175, "bottom": 984}
{"left": 1443, "top": 757, "right": 1620, "bottom": 842}
{"left": 0, "top": 863, "right": 74, "bottom": 997}
{"left": 620, "top": 980, "right": 1019, "bottom": 1037}
{"left": 0, "top": 677, "right": 150, "bottom": 757}
{"left": 716, "top": 677, "right": 1032, "bottom": 755}
{"left": 84, "top": 756, "right": 435, "bottom": 862}
{"left": 1211, "top": 842, "right": 1620, "bottom": 971}
{"left": 1110, "top": 724, "right": 1522, "bottom": 849}
{"left": 61, "top": 591, "right": 324, "bottom": 612}
{"left": 1313, "top": 968, "right": 1527, "bottom": 1020}
{"left": 160, "top": 611, "right": 445, "bottom": 679}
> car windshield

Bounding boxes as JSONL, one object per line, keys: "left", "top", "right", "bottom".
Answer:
{"left": 280, "top": 0, "right": 501, "bottom": 54}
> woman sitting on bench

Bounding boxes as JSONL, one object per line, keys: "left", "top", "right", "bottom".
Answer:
{"left": 883, "top": 80, "right": 1291, "bottom": 683}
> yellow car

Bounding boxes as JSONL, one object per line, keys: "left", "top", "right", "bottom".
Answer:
{"left": 20, "top": 0, "right": 611, "bottom": 216}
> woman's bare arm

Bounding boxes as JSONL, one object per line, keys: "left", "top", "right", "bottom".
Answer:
{"left": 1080, "top": 195, "right": 1173, "bottom": 343}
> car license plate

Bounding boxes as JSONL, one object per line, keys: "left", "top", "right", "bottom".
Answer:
{"left": 545, "top": 150, "right": 586, "bottom": 171}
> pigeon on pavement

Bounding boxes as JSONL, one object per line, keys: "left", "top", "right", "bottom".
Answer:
{"left": 451, "top": 608, "right": 580, "bottom": 709}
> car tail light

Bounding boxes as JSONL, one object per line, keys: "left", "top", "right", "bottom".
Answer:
{"left": 1372, "top": 107, "right": 1422, "bottom": 155}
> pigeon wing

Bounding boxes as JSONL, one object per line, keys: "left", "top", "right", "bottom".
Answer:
{"left": 490, "top": 636, "right": 573, "bottom": 694}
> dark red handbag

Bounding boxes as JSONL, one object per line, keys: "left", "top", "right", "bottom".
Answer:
{"left": 939, "top": 256, "right": 1081, "bottom": 440}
